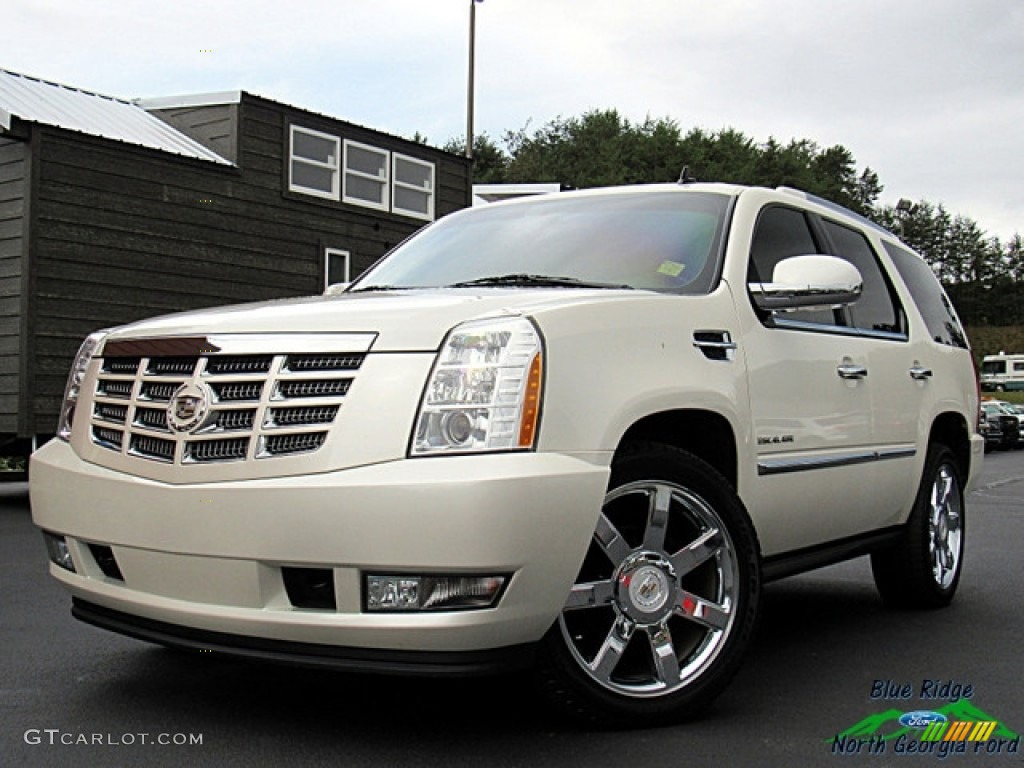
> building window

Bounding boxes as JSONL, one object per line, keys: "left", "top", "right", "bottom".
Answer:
{"left": 325, "top": 248, "right": 351, "bottom": 289}
{"left": 343, "top": 140, "right": 389, "bottom": 211}
{"left": 289, "top": 130, "right": 436, "bottom": 221}
{"left": 392, "top": 153, "right": 435, "bottom": 221}
{"left": 289, "top": 126, "right": 340, "bottom": 200}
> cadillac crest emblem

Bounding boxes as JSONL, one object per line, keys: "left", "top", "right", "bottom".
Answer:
{"left": 167, "top": 382, "right": 212, "bottom": 433}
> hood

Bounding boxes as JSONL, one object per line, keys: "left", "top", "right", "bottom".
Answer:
{"left": 102, "top": 288, "right": 643, "bottom": 352}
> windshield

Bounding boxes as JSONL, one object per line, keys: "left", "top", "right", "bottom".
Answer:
{"left": 351, "top": 189, "right": 731, "bottom": 294}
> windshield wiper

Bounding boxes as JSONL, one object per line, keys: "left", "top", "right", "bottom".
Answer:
{"left": 347, "top": 285, "right": 406, "bottom": 293}
{"left": 450, "top": 274, "right": 633, "bottom": 289}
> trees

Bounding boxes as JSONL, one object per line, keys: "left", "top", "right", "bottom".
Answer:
{"left": 466, "top": 109, "right": 883, "bottom": 214}
{"left": 874, "top": 202, "right": 1022, "bottom": 327}
{"left": 447, "top": 108, "right": 1021, "bottom": 334}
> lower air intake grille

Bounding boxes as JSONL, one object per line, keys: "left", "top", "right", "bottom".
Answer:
{"left": 87, "top": 544, "right": 124, "bottom": 581}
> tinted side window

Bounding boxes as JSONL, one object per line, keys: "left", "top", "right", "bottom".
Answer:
{"left": 748, "top": 206, "right": 836, "bottom": 326}
{"left": 749, "top": 207, "right": 818, "bottom": 282}
{"left": 822, "top": 220, "right": 906, "bottom": 336}
{"left": 883, "top": 242, "right": 968, "bottom": 348}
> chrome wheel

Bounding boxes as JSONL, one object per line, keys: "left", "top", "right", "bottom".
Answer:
{"left": 928, "top": 462, "right": 962, "bottom": 589}
{"left": 559, "top": 479, "right": 740, "bottom": 698}
{"left": 872, "top": 444, "right": 965, "bottom": 609}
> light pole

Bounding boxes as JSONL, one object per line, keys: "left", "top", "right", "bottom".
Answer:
{"left": 895, "top": 198, "right": 916, "bottom": 238}
{"left": 466, "top": 0, "right": 483, "bottom": 159}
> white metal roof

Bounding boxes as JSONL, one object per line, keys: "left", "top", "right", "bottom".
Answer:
{"left": 0, "top": 68, "right": 232, "bottom": 165}
{"left": 136, "top": 91, "right": 242, "bottom": 111}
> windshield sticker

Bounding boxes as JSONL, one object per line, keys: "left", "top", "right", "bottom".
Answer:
{"left": 657, "top": 260, "right": 685, "bottom": 277}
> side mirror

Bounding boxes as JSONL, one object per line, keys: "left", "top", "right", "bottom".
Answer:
{"left": 323, "top": 282, "right": 351, "bottom": 297}
{"left": 749, "top": 254, "right": 862, "bottom": 312}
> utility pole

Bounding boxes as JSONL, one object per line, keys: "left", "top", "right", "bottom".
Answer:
{"left": 466, "top": 0, "right": 482, "bottom": 159}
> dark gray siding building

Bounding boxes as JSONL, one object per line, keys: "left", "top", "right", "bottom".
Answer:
{"left": 0, "top": 69, "right": 471, "bottom": 440}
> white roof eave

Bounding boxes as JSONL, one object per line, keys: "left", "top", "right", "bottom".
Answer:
{"left": 0, "top": 68, "right": 234, "bottom": 166}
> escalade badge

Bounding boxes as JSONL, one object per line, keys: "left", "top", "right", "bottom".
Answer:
{"left": 167, "top": 382, "right": 212, "bottom": 433}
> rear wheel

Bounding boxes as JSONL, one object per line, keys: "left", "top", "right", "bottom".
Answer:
{"left": 871, "top": 444, "right": 964, "bottom": 608}
{"left": 537, "top": 442, "right": 760, "bottom": 726}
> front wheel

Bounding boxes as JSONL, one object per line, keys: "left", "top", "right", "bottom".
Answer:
{"left": 871, "top": 444, "right": 965, "bottom": 609}
{"left": 536, "top": 442, "right": 760, "bottom": 726}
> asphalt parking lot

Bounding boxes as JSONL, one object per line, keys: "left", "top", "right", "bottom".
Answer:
{"left": 3, "top": 450, "right": 1022, "bottom": 767}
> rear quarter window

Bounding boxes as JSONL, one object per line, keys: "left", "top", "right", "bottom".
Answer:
{"left": 883, "top": 242, "right": 969, "bottom": 349}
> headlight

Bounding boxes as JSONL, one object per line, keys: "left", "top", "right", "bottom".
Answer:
{"left": 412, "top": 316, "right": 543, "bottom": 455}
{"left": 57, "top": 330, "right": 107, "bottom": 441}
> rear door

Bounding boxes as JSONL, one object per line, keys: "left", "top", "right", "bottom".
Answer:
{"left": 818, "top": 220, "right": 919, "bottom": 527}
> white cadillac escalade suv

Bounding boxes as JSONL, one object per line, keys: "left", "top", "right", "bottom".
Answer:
{"left": 31, "top": 183, "right": 983, "bottom": 725}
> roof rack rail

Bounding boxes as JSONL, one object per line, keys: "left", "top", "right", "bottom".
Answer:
{"left": 775, "top": 186, "right": 896, "bottom": 239}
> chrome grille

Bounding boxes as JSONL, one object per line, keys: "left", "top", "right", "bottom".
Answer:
{"left": 90, "top": 344, "right": 365, "bottom": 465}
{"left": 215, "top": 409, "right": 257, "bottom": 431}
{"left": 186, "top": 437, "right": 249, "bottom": 463}
{"left": 134, "top": 406, "right": 169, "bottom": 432}
{"left": 130, "top": 434, "right": 175, "bottom": 462}
{"left": 276, "top": 379, "right": 351, "bottom": 398}
{"left": 207, "top": 356, "right": 273, "bottom": 375}
{"left": 102, "top": 358, "right": 140, "bottom": 374}
{"left": 147, "top": 357, "right": 198, "bottom": 375}
{"left": 97, "top": 380, "right": 133, "bottom": 399}
{"left": 140, "top": 381, "right": 178, "bottom": 402}
{"left": 93, "top": 426, "right": 124, "bottom": 449}
{"left": 261, "top": 432, "right": 327, "bottom": 456}
{"left": 212, "top": 382, "right": 264, "bottom": 402}
{"left": 267, "top": 405, "right": 338, "bottom": 427}
{"left": 95, "top": 403, "right": 128, "bottom": 424}
{"left": 285, "top": 354, "right": 363, "bottom": 371}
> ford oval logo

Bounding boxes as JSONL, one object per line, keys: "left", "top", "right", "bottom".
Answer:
{"left": 899, "top": 711, "right": 948, "bottom": 729}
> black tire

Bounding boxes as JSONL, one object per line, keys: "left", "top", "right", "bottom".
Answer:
{"left": 536, "top": 441, "right": 760, "bottom": 727}
{"left": 871, "top": 444, "right": 965, "bottom": 609}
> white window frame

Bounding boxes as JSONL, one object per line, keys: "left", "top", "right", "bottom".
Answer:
{"left": 392, "top": 152, "right": 436, "bottom": 221}
{"left": 342, "top": 139, "right": 390, "bottom": 212}
{"left": 288, "top": 125, "right": 340, "bottom": 200}
{"left": 324, "top": 248, "right": 351, "bottom": 290}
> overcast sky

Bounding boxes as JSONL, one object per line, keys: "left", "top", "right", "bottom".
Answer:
{"left": 6, "top": 0, "right": 1023, "bottom": 240}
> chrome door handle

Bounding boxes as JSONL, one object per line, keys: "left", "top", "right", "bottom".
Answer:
{"left": 909, "top": 366, "right": 933, "bottom": 380}
{"left": 837, "top": 363, "right": 868, "bottom": 380}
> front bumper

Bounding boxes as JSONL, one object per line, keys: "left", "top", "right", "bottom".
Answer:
{"left": 30, "top": 440, "right": 610, "bottom": 657}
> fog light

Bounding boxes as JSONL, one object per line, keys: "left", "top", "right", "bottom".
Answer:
{"left": 43, "top": 532, "right": 76, "bottom": 573}
{"left": 365, "top": 574, "right": 507, "bottom": 612}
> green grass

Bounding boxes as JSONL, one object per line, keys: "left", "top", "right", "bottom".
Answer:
{"left": 966, "top": 325, "right": 1024, "bottom": 360}
{"left": 987, "top": 390, "right": 1024, "bottom": 405}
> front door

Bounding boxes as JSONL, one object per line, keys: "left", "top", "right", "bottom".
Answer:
{"left": 740, "top": 205, "right": 882, "bottom": 555}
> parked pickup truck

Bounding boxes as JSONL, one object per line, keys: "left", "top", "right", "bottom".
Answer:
{"left": 31, "top": 182, "right": 983, "bottom": 725}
